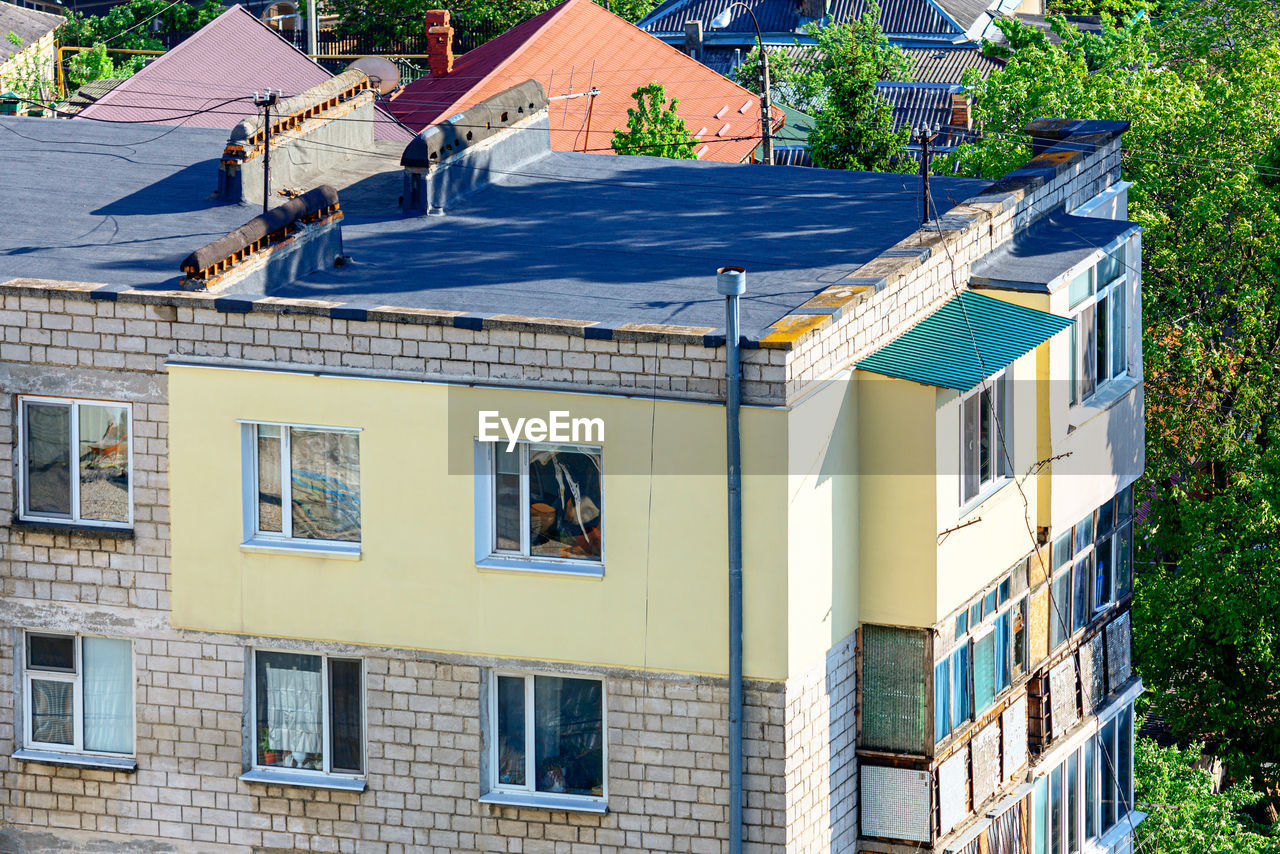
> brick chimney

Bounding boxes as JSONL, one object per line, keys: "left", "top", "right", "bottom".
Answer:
{"left": 950, "top": 92, "right": 972, "bottom": 130}
{"left": 425, "top": 9, "right": 454, "bottom": 78}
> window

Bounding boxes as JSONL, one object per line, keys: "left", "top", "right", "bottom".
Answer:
{"left": 488, "top": 443, "right": 602, "bottom": 565}
{"left": 24, "top": 633, "right": 133, "bottom": 755}
{"left": 490, "top": 672, "right": 605, "bottom": 803}
{"left": 19, "top": 397, "right": 131, "bottom": 528}
{"left": 1069, "top": 245, "right": 1128, "bottom": 406}
{"left": 253, "top": 650, "right": 363, "bottom": 776}
{"left": 1048, "top": 487, "right": 1135, "bottom": 647}
{"left": 244, "top": 423, "right": 361, "bottom": 548}
{"left": 862, "top": 625, "right": 929, "bottom": 753}
{"left": 961, "top": 371, "right": 1012, "bottom": 504}
{"left": 1032, "top": 703, "right": 1135, "bottom": 853}
{"left": 935, "top": 562, "right": 1030, "bottom": 744}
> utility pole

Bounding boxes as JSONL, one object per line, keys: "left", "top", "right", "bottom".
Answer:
{"left": 759, "top": 52, "right": 773, "bottom": 166}
{"left": 253, "top": 89, "right": 281, "bottom": 215}
{"left": 917, "top": 125, "right": 938, "bottom": 225}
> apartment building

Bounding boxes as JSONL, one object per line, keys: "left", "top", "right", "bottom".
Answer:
{"left": 0, "top": 75, "right": 1140, "bottom": 854}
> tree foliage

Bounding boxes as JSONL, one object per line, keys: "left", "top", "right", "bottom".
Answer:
{"left": 59, "top": 0, "right": 224, "bottom": 51}
{"left": 1135, "top": 737, "right": 1280, "bottom": 853}
{"left": 732, "top": 4, "right": 912, "bottom": 171}
{"left": 610, "top": 82, "right": 697, "bottom": 159}
{"left": 64, "top": 43, "right": 144, "bottom": 93}
{"left": 328, "top": 0, "right": 656, "bottom": 46}
{"left": 942, "top": 0, "right": 1280, "bottom": 790}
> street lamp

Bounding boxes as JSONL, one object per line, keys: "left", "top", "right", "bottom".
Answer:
{"left": 710, "top": 3, "right": 772, "bottom": 165}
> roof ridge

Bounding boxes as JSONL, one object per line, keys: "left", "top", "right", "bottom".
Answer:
{"left": 433, "top": 0, "right": 578, "bottom": 120}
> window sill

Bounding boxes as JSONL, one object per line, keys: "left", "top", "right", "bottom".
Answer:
{"left": 239, "top": 768, "right": 367, "bottom": 792}
{"left": 477, "top": 556, "right": 604, "bottom": 579}
{"left": 13, "top": 748, "right": 137, "bottom": 772}
{"left": 1069, "top": 375, "right": 1141, "bottom": 432}
{"left": 959, "top": 476, "right": 1013, "bottom": 519}
{"left": 11, "top": 516, "right": 134, "bottom": 539}
{"left": 479, "top": 791, "right": 608, "bottom": 814}
{"left": 1089, "top": 810, "right": 1146, "bottom": 853}
{"left": 240, "top": 539, "right": 361, "bottom": 561}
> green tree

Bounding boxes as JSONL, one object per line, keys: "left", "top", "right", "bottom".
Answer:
{"left": 732, "top": 6, "right": 912, "bottom": 171}
{"left": 59, "top": 0, "right": 224, "bottom": 51}
{"left": 942, "top": 5, "right": 1280, "bottom": 792}
{"left": 327, "top": 0, "right": 656, "bottom": 47}
{"left": 3, "top": 32, "right": 49, "bottom": 104}
{"left": 1135, "top": 737, "right": 1280, "bottom": 853}
{"left": 63, "top": 42, "right": 144, "bottom": 93}
{"left": 610, "top": 82, "right": 697, "bottom": 159}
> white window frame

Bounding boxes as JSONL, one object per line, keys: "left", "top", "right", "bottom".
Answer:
{"left": 22, "top": 632, "right": 136, "bottom": 758}
{"left": 959, "top": 369, "right": 1013, "bottom": 508}
{"left": 249, "top": 648, "right": 366, "bottom": 779}
{"left": 486, "top": 669, "right": 608, "bottom": 809}
{"left": 17, "top": 396, "right": 134, "bottom": 529}
{"left": 240, "top": 420, "right": 362, "bottom": 556}
{"left": 476, "top": 441, "right": 605, "bottom": 575}
{"left": 1069, "top": 242, "right": 1129, "bottom": 407}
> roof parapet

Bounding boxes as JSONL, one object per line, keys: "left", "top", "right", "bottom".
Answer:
{"left": 400, "top": 80, "right": 550, "bottom": 215}
{"left": 181, "top": 185, "right": 343, "bottom": 292}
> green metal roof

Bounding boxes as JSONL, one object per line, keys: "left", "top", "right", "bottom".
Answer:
{"left": 855, "top": 291, "right": 1073, "bottom": 391}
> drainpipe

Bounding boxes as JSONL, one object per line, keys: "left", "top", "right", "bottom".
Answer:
{"left": 717, "top": 265, "right": 746, "bottom": 854}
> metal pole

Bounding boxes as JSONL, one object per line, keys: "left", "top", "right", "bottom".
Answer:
{"left": 759, "top": 45, "right": 773, "bottom": 165}
{"left": 306, "top": 0, "right": 318, "bottom": 56}
{"left": 254, "top": 89, "right": 280, "bottom": 214}
{"left": 918, "top": 125, "right": 936, "bottom": 225}
{"left": 263, "top": 100, "right": 271, "bottom": 215}
{"left": 717, "top": 265, "right": 746, "bottom": 854}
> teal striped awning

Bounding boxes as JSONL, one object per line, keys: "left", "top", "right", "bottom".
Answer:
{"left": 855, "top": 291, "right": 1074, "bottom": 391}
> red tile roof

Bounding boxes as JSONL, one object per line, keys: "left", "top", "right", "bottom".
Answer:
{"left": 77, "top": 5, "right": 412, "bottom": 141}
{"left": 387, "top": 0, "right": 778, "bottom": 162}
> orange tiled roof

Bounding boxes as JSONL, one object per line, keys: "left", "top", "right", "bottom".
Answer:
{"left": 387, "top": 0, "right": 780, "bottom": 163}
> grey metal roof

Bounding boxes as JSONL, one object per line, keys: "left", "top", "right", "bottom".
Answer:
{"left": 969, "top": 209, "right": 1140, "bottom": 292}
{"left": 0, "top": 117, "right": 260, "bottom": 289}
{"left": 0, "top": 2, "right": 62, "bottom": 61}
{"left": 876, "top": 83, "right": 977, "bottom": 149}
{"left": 902, "top": 46, "right": 1002, "bottom": 84}
{"left": 930, "top": 0, "right": 995, "bottom": 31}
{"left": 642, "top": 0, "right": 962, "bottom": 39}
{"left": 271, "top": 152, "right": 989, "bottom": 338}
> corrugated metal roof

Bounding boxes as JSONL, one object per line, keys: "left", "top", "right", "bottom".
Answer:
{"left": 0, "top": 3, "right": 61, "bottom": 62}
{"left": 54, "top": 78, "right": 125, "bottom": 116}
{"left": 855, "top": 291, "right": 1073, "bottom": 390}
{"left": 642, "top": 0, "right": 962, "bottom": 37}
{"left": 903, "top": 46, "right": 1002, "bottom": 84}
{"left": 387, "top": 0, "right": 778, "bottom": 163}
{"left": 76, "top": 5, "right": 412, "bottom": 141}
{"left": 876, "top": 83, "right": 977, "bottom": 148}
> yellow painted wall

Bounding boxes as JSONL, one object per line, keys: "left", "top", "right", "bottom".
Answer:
{"left": 856, "top": 372, "right": 938, "bottom": 628}
{"left": 169, "top": 365, "right": 792, "bottom": 680}
{"left": 933, "top": 352, "right": 1040, "bottom": 622}
{"left": 784, "top": 372, "right": 859, "bottom": 674}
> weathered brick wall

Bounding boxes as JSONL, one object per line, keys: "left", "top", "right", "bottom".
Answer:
{"left": 783, "top": 632, "right": 857, "bottom": 854}
{"left": 0, "top": 612, "right": 786, "bottom": 852}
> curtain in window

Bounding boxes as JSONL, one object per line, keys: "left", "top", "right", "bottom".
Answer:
{"left": 82, "top": 637, "right": 132, "bottom": 754}
{"left": 973, "top": 632, "right": 996, "bottom": 714}
{"left": 933, "top": 660, "right": 951, "bottom": 744}
{"left": 265, "top": 663, "right": 322, "bottom": 755}
{"left": 30, "top": 680, "right": 73, "bottom": 744}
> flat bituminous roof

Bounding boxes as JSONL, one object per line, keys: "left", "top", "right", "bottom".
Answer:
{"left": 0, "top": 118, "right": 257, "bottom": 290}
{"left": 969, "top": 209, "right": 1139, "bottom": 291}
{"left": 277, "top": 152, "right": 989, "bottom": 339}
{"left": 1, "top": 118, "right": 991, "bottom": 339}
